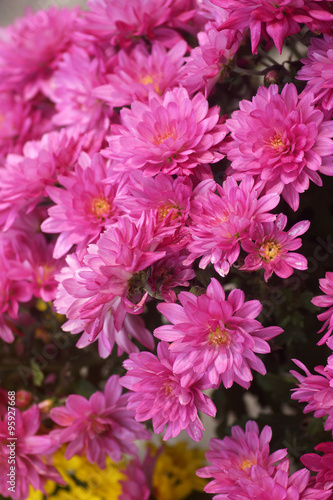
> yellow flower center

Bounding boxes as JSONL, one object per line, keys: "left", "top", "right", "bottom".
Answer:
{"left": 260, "top": 241, "right": 281, "bottom": 261}
{"left": 240, "top": 458, "right": 256, "bottom": 471}
{"left": 270, "top": 133, "right": 284, "bottom": 149}
{"left": 208, "top": 325, "right": 229, "bottom": 347}
{"left": 140, "top": 74, "right": 154, "bottom": 85}
{"left": 157, "top": 203, "right": 182, "bottom": 221}
{"left": 90, "top": 197, "right": 112, "bottom": 220}
{"left": 153, "top": 128, "right": 176, "bottom": 145}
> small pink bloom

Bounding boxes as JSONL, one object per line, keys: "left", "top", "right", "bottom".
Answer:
{"left": 185, "top": 176, "right": 280, "bottom": 276}
{"left": 224, "top": 83, "right": 333, "bottom": 211}
{"left": 291, "top": 357, "right": 333, "bottom": 433}
{"left": 155, "top": 278, "right": 283, "bottom": 388}
{"left": 121, "top": 341, "right": 216, "bottom": 441}
{"left": 102, "top": 87, "right": 227, "bottom": 177}
{"left": 50, "top": 375, "right": 150, "bottom": 468}
{"left": 197, "top": 420, "right": 288, "bottom": 497}
{"left": 241, "top": 213, "right": 310, "bottom": 281}
{"left": 312, "top": 272, "right": 333, "bottom": 345}
{"left": 301, "top": 442, "right": 333, "bottom": 495}
{"left": 0, "top": 405, "right": 63, "bottom": 500}
{"left": 214, "top": 0, "right": 333, "bottom": 54}
{"left": 93, "top": 40, "right": 187, "bottom": 106}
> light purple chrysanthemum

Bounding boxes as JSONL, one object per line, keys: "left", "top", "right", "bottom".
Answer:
{"left": 224, "top": 83, "right": 333, "bottom": 211}
{"left": 121, "top": 341, "right": 216, "bottom": 441}
{"left": 241, "top": 213, "right": 310, "bottom": 281}
{"left": 102, "top": 86, "right": 227, "bottom": 177}
{"left": 50, "top": 375, "right": 150, "bottom": 468}
{"left": 155, "top": 278, "right": 283, "bottom": 388}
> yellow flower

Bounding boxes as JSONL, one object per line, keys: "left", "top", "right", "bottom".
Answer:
{"left": 152, "top": 441, "right": 207, "bottom": 500}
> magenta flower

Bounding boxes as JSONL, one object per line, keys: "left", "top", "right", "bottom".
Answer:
{"left": 197, "top": 421, "right": 288, "bottom": 496}
{"left": 185, "top": 176, "right": 280, "bottom": 276}
{"left": 291, "top": 358, "right": 333, "bottom": 433}
{"left": 181, "top": 23, "right": 242, "bottom": 95}
{"left": 82, "top": 0, "right": 195, "bottom": 47}
{"left": 51, "top": 46, "right": 112, "bottom": 134}
{"left": 121, "top": 341, "right": 216, "bottom": 441}
{"left": 155, "top": 278, "right": 283, "bottom": 388}
{"left": 0, "top": 405, "right": 63, "bottom": 500}
{"left": 50, "top": 375, "right": 150, "bottom": 468}
{"left": 241, "top": 213, "right": 310, "bottom": 281}
{"left": 214, "top": 0, "right": 333, "bottom": 54}
{"left": 297, "top": 34, "right": 333, "bottom": 115}
{"left": 0, "top": 6, "right": 78, "bottom": 98}
{"left": 41, "top": 154, "right": 127, "bottom": 258}
{"left": 102, "top": 87, "right": 227, "bottom": 176}
{"left": 93, "top": 40, "right": 187, "bottom": 107}
{"left": 301, "top": 442, "right": 333, "bottom": 494}
{"left": 224, "top": 83, "right": 333, "bottom": 211}
{"left": 312, "top": 272, "right": 333, "bottom": 345}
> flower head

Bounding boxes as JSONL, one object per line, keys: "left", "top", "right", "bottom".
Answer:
{"left": 155, "top": 278, "right": 283, "bottom": 388}
{"left": 312, "top": 272, "right": 333, "bottom": 345}
{"left": 103, "top": 86, "right": 227, "bottom": 177}
{"left": 241, "top": 213, "right": 310, "bottom": 280}
{"left": 224, "top": 83, "right": 333, "bottom": 211}
{"left": 50, "top": 375, "right": 150, "bottom": 468}
{"left": 121, "top": 341, "right": 217, "bottom": 441}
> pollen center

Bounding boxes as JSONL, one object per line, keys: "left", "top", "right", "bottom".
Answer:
{"left": 153, "top": 129, "right": 176, "bottom": 145}
{"left": 260, "top": 241, "right": 281, "bottom": 261}
{"left": 270, "top": 133, "right": 284, "bottom": 149}
{"left": 208, "top": 325, "right": 229, "bottom": 347}
{"left": 157, "top": 203, "right": 181, "bottom": 221}
{"left": 240, "top": 458, "right": 256, "bottom": 471}
{"left": 91, "top": 197, "right": 112, "bottom": 220}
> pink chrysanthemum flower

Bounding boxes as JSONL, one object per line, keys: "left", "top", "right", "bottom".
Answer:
{"left": 213, "top": 0, "right": 333, "bottom": 54}
{"left": 0, "top": 405, "right": 63, "bottom": 500}
{"left": 121, "top": 341, "right": 216, "bottom": 441}
{"left": 301, "top": 442, "right": 333, "bottom": 494}
{"left": 41, "top": 154, "right": 127, "bottom": 258}
{"left": 0, "top": 6, "right": 78, "bottom": 99}
{"left": 82, "top": 0, "right": 195, "bottom": 47}
{"left": 102, "top": 87, "right": 227, "bottom": 177}
{"left": 185, "top": 176, "right": 280, "bottom": 276}
{"left": 55, "top": 254, "right": 154, "bottom": 358}
{"left": 224, "top": 83, "right": 333, "bottom": 211}
{"left": 197, "top": 420, "right": 288, "bottom": 496}
{"left": 51, "top": 46, "right": 112, "bottom": 134}
{"left": 291, "top": 357, "right": 333, "bottom": 433}
{"left": 50, "top": 375, "right": 150, "bottom": 468}
{"left": 312, "top": 272, "right": 333, "bottom": 345}
{"left": 181, "top": 23, "right": 242, "bottom": 95}
{"left": 93, "top": 41, "right": 187, "bottom": 107}
{"left": 241, "top": 213, "right": 310, "bottom": 281}
{"left": 54, "top": 214, "right": 165, "bottom": 344}
{"left": 155, "top": 278, "right": 282, "bottom": 388}
{"left": 297, "top": 35, "right": 333, "bottom": 115}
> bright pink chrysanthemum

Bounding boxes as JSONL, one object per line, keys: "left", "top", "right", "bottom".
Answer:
{"left": 181, "top": 23, "right": 242, "bottom": 95}
{"left": 54, "top": 214, "right": 165, "bottom": 345}
{"left": 312, "top": 272, "right": 333, "bottom": 345}
{"left": 93, "top": 41, "right": 187, "bottom": 107}
{"left": 213, "top": 0, "right": 333, "bottom": 54}
{"left": 51, "top": 46, "right": 112, "bottom": 134}
{"left": 102, "top": 87, "right": 227, "bottom": 177}
{"left": 185, "top": 176, "right": 280, "bottom": 276}
{"left": 41, "top": 154, "right": 127, "bottom": 258}
{"left": 155, "top": 278, "right": 283, "bottom": 388}
{"left": 241, "top": 213, "right": 310, "bottom": 281}
{"left": 50, "top": 375, "right": 150, "bottom": 468}
{"left": 0, "top": 6, "right": 78, "bottom": 98}
{"left": 81, "top": 0, "right": 195, "bottom": 47}
{"left": 119, "top": 451, "right": 155, "bottom": 500}
{"left": 301, "top": 442, "right": 333, "bottom": 495}
{"left": 121, "top": 341, "right": 216, "bottom": 441}
{"left": 196, "top": 421, "right": 288, "bottom": 496}
{"left": 0, "top": 405, "right": 63, "bottom": 500}
{"left": 297, "top": 34, "right": 333, "bottom": 115}
{"left": 291, "top": 357, "right": 333, "bottom": 433}
{"left": 224, "top": 83, "right": 333, "bottom": 211}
